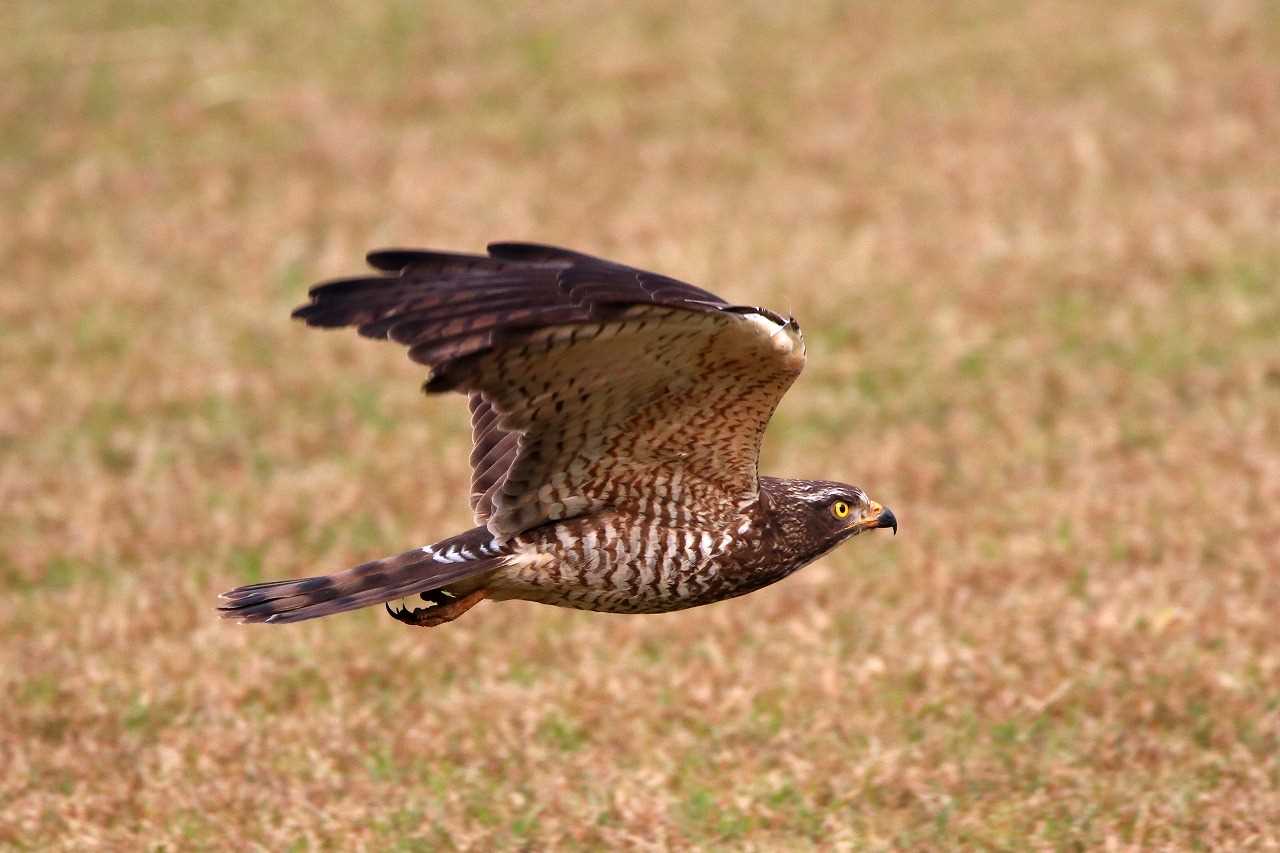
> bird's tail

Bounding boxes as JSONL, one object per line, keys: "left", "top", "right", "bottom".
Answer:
{"left": 218, "top": 528, "right": 508, "bottom": 624}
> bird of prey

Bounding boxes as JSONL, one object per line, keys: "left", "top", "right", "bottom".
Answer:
{"left": 219, "top": 243, "right": 896, "bottom": 628}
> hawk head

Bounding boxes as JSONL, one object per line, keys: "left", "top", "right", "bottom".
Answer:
{"left": 762, "top": 478, "right": 896, "bottom": 566}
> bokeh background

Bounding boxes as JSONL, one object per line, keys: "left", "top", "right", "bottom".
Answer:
{"left": 4, "top": 1, "right": 1279, "bottom": 848}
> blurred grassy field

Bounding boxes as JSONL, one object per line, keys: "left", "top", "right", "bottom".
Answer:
{"left": 4, "top": 0, "right": 1280, "bottom": 848}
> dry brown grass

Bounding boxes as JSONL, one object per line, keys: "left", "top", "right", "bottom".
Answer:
{"left": 3, "top": 0, "right": 1280, "bottom": 848}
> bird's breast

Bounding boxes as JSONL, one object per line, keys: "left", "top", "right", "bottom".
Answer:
{"left": 488, "top": 509, "right": 770, "bottom": 614}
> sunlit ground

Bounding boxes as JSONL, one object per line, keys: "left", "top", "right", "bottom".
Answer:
{"left": 3, "top": 1, "right": 1279, "bottom": 848}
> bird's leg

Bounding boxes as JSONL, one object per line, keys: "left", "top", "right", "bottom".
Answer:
{"left": 386, "top": 589, "right": 488, "bottom": 628}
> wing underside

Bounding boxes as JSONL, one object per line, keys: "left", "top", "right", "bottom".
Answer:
{"left": 292, "top": 243, "right": 806, "bottom": 539}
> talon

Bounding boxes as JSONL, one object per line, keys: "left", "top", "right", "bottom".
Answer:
{"left": 386, "top": 600, "right": 418, "bottom": 624}
{"left": 386, "top": 588, "right": 488, "bottom": 629}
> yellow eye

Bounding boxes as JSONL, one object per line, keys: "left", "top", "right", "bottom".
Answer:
{"left": 832, "top": 500, "right": 851, "bottom": 519}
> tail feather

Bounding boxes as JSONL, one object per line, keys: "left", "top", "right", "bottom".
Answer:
{"left": 219, "top": 531, "right": 507, "bottom": 624}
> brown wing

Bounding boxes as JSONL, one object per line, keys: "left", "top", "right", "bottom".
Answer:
{"left": 293, "top": 243, "right": 806, "bottom": 539}
{"left": 466, "top": 393, "right": 516, "bottom": 520}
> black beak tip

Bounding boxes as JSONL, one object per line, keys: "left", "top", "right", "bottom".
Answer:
{"left": 877, "top": 507, "right": 898, "bottom": 535}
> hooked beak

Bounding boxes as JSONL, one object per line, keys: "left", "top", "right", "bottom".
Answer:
{"left": 858, "top": 501, "right": 898, "bottom": 535}
{"left": 876, "top": 506, "right": 898, "bottom": 535}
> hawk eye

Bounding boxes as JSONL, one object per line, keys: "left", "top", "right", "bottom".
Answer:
{"left": 831, "top": 500, "right": 851, "bottom": 519}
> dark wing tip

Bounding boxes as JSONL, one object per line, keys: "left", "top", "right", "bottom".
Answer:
{"left": 486, "top": 242, "right": 588, "bottom": 264}
{"left": 366, "top": 248, "right": 430, "bottom": 272}
{"left": 290, "top": 301, "right": 364, "bottom": 328}
{"left": 290, "top": 302, "right": 320, "bottom": 322}
{"left": 423, "top": 368, "right": 464, "bottom": 395}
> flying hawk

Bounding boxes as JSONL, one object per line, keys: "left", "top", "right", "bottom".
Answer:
{"left": 219, "top": 243, "right": 896, "bottom": 627}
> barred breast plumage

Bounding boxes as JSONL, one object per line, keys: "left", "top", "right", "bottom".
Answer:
{"left": 492, "top": 509, "right": 752, "bottom": 614}
{"left": 219, "top": 243, "right": 896, "bottom": 628}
